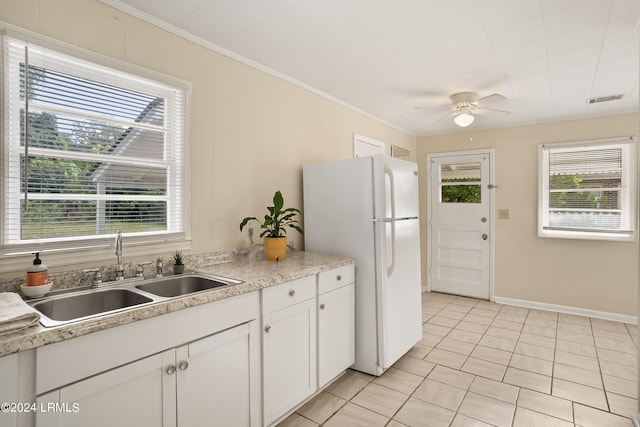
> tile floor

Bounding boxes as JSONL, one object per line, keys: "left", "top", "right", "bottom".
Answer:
{"left": 278, "top": 292, "right": 638, "bottom": 427}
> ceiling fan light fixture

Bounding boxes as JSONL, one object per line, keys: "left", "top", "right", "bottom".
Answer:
{"left": 454, "top": 112, "right": 474, "bottom": 127}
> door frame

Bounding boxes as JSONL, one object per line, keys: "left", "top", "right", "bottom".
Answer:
{"left": 426, "top": 148, "right": 496, "bottom": 301}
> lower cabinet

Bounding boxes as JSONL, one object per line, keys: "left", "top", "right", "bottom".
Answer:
{"left": 262, "top": 265, "right": 355, "bottom": 426}
{"left": 262, "top": 276, "right": 317, "bottom": 426}
{"left": 0, "top": 353, "right": 18, "bottom": 427}
{"left": 177, "top": 321, "right": 260, "bottom": 427}
{"left": 37, "top": 351, "right": 170, "bottom": 427}
{"left": 37, "top": 321, "right": 259, "bottom": 427}
{"left": 26, "top": 263, "right": 355, "bottom": 427}
{"left": 317, "top": 282, "right": 355, "bottom": 387}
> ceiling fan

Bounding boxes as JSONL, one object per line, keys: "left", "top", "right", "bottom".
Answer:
{"left": 428, "top": 92, "right": 510, "bottom": 127}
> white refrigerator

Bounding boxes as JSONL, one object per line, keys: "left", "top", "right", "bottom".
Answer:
{"left": 303, "top": 154, "right": 422, "bottom": 376}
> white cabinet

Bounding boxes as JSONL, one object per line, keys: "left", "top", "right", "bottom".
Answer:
{"left": 177, "top": 321, "right": 260, "bottom": 427}
{"left": 38, "top": 321, "right": 259, "bottom": 427}
{"left": 262, "top": 276, "right": 317, "bottom": 426}
{"left": 0, "top": 351, "right": 36, "bottom": 427}
{"left": 317, "top": 265, "right": 355, "bottom": 387}
{"left": 35, "top": 292, "right": 260, "bottom": 427}
{"left": 37, "top": 350, "right": 172, "bottom": 427}
{"left": 0, "top": 353, "right": 18, "bottom": 427}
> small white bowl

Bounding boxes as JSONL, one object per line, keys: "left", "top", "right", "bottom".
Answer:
{"left": 20, "top": 281, "right": 53, "bottom": 298}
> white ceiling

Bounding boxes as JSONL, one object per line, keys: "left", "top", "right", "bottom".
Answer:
{"left": 106, "top": 0, "right": 639, "bottom": 136}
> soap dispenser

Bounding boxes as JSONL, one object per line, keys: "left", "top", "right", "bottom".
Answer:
{"left": 26, "top": 252, "right": 48, "bottom": 286}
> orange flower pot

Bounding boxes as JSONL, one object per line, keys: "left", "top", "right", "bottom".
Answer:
{"left": 264, "top": 237, "right": 288, "bottom": 262}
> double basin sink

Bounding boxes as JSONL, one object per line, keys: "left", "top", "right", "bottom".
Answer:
{"left": 29, "top": 273, "right": 242, "bottom": 328}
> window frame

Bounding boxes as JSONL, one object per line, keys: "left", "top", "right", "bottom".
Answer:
{"left": 0, "top": 29, "right": 191, "bottom": 272}
{"left": 538, "top": 137, "right": 637, "bottom": 242}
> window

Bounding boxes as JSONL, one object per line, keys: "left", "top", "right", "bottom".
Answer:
{"left": 538, "top": 137, "right": 637, "bottom": 241}
{"left": 440, "top": 162, "right": 482, "bottom": 204}
{"left": 2, "top": 34, "right": 190, "bottom": 258}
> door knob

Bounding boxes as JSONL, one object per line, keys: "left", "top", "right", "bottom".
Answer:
{"left": 320, "top": 303, "right": 326, "bottom": 310}
{"left": 264, "top": 325, "right": 272, "bottom": 333}
{"left": 482, "top": 234, "right": 488, "bottom": 240}
{"left": 481, "top": 217, "right": 487, "bottom": 223}
{"left": 179, "top": 361, "right": 189, "bottom": 371}
{"left": 166, "top": 365, "right": 176, "bottom": 375}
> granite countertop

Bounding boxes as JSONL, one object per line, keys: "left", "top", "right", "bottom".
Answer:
{"left": 0, "top": 251, "right": 353, "bottom": 358}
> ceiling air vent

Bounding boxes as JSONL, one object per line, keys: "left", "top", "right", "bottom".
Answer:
{"left": 587, "top": 94, "right": 624, "bottom": 104}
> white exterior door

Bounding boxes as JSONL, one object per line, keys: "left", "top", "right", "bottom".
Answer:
{"left": 428, "top": 151, "right": 493, "bottom": 299}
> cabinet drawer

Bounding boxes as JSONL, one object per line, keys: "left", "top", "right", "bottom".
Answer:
{"left": 262, "top": 275, "right": 315, "bottom": 314}
{"left": 318, "top": 264, "right": 354, "bottom": 294}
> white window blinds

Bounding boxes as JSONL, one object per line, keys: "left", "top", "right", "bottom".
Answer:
{"left": 2, "top": 35, "right": 189, "bottom": 254}
{"left": 538, "top": 137, "right": 637, "bottom": 241}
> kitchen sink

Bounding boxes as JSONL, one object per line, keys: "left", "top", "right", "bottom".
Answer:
{"left": 31, "top": 288, "right": 154, "bottom": 327}
{"left": 29, "top": 273, "right": 243, "bottom": 328}
{"left": 135, "top": 274, "right": 238, "bottom": 298}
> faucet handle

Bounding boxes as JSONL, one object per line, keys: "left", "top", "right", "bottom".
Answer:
{"left": 82, "top": 268, "right": 103, "bottom": 287}
{"left": 136, "top": 261, "right": 152, "bottom": 278}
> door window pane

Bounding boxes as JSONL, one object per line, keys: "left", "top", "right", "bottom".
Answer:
{"left": 440, "top": 162, "right": 481, "bottom": 203}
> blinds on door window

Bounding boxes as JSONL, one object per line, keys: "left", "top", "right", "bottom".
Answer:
{"left": 2, "top": 35, "right": 189, "bottom": 254}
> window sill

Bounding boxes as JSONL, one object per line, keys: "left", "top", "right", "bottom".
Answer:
{"left": 538, "top": 229, "right": 637, "bottom": 243}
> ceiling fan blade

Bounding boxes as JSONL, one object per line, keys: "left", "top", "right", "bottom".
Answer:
{"left": 414, "top": 105, "right": 453, "bottom": 111}
{"left": 432, "top": 111, "right": 458, "bottom": 124}
{"left": 476, "top": 93, "right": 506, "bottom": 105}
{"left": 478, "top": 106, "right": 511, "bottom": 115}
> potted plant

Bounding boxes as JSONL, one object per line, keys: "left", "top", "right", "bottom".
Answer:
{"left": 173, "top": 250, "right": 185, "bottom": 274}
{"left": 240, "top": 190, "right": 303, "bottom": 261}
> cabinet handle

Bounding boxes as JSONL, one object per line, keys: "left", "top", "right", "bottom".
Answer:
{"left": 264, "top": 325, "right": 271, "bottom": 333}
{"left": 337, "top": 275, "right": 342, "bottom": 281}
{"left": 288, "top": 289, "right": 296, "bottom": 297}
{"left": 166, "top": 365, "right": 176, "bottom": 375}
{"left": 179, "top": 361, "right": 189, "bottom": 371}
{"left": 320, "top": 303, "right": 326, "bottom": 310}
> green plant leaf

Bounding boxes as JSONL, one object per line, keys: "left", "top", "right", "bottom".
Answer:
{"left": 289, "top": 224, "right": 303, "bottom": 234}
{"left": 273, "top": 191, "right": 284, "bottom": 213}
{"left": 239, "top": 216, "right": 258, "bottom": 231}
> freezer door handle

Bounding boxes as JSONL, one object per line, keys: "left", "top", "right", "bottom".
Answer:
{"left": 384, "top": 163, "right": 396, "bottom": 220}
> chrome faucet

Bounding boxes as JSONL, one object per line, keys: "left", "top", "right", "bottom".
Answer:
{"left": 155, "top": 256, "right": 164, "bottom": 278}
{"left": 115, "top": 230, "right": 124, "bottom": 280}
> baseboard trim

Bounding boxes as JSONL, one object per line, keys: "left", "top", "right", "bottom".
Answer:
{"left": 493, "top": 296, "right": 637, "bottom": 325}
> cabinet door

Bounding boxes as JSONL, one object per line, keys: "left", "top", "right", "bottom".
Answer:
{"left": 176, "top": 321, "right": 260, "bottom": 427}
{"left": 0, "top": 354, "right": 18, "bottom": 427}
{"left": 318, "top": 283, "right": 355, "bottom": 387}
{"left": 36, "top": 350, "right": 176, "bottom": 427}
{"left": 263, "top": 298, "right": 317, "bottom": 425}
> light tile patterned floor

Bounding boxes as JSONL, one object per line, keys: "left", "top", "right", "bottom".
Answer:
{"left": 278, "top": 292, "right": 638, "bottom": 427}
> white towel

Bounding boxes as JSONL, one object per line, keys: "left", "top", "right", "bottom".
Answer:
{"left": 0, "top": 292, "right": 40, "bottom": 334}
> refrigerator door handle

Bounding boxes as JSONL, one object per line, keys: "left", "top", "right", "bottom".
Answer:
{"left": 373, "top": 216, "right": 418, "bottom": 222}
{"left": 388, "top": 221, "right": 396, "bottom": 277}
{"left": 383, "top": 162, "right": 397, "bottom": 277}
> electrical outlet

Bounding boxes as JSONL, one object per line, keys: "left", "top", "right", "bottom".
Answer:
{"left": 498, "top": 209, "right": 510, "bottom": 220}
